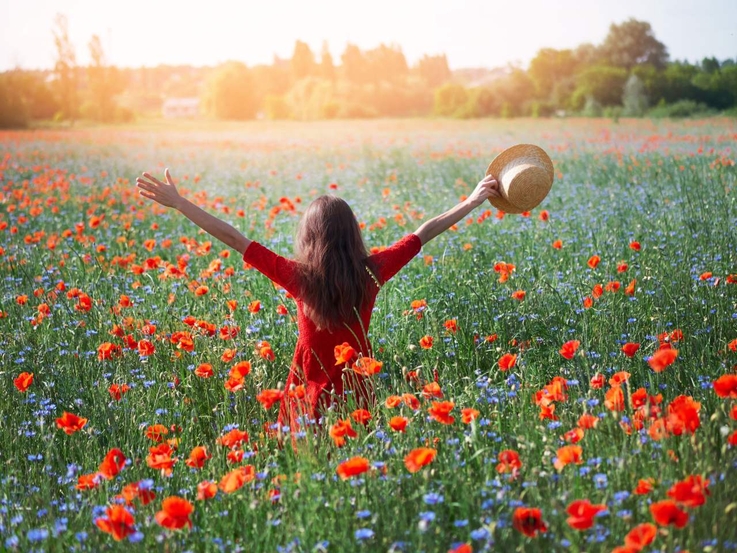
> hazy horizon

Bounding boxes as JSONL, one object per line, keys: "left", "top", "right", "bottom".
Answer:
{"left": 1, "top": 0, "right": 736, "bottom": 72}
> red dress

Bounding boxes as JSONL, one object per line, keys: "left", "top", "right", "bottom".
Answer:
{"left": 242, "top": 233, "right": 422, "bottom": 429}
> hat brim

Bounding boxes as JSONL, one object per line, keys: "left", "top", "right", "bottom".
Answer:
{"left": 485, "top": 144, "right": 554, "bottom": 214}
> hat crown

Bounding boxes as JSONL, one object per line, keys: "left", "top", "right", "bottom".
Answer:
{"left": 486, "top": 144, "right": 554, "bottom": 214}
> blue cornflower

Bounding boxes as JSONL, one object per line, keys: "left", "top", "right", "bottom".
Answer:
{"left": 355, "top": 528, "right": 374, "bottom": 540}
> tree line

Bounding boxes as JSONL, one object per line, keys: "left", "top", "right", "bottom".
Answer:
{"left": 1, "top": 16, "right": 735, "bottom": 127}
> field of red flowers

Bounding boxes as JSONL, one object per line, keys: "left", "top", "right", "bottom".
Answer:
{"left": 1, "top": 117, "right": 736, "bottom": 552}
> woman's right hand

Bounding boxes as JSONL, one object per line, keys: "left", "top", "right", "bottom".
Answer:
{"left": 466, "top": 174, "right": 500, "bottom": 208}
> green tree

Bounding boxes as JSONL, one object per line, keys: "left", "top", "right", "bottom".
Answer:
{"left": 203, "top": 62, "right": 257, "bottom": 120}
{"left": 414, "top": 54, "right": 451, "bottom": 88}
{"left": 341, "top": 44, "right": 368, "bottom": 85}
{"left": 85, "top": 35, "right": 126, "bottom": 122}
{"left": 598, "top": 18, "right": 668, "bottom": 70}
{"left": 319, "top": 42, "right": 335, "bottom": 81}
{"left": 291, "top": 41, "right": 316, "bottom": 82}
{"left": 528, "top": 48, "right": 578, "bottom": 100}
{"left": 574, "top": 66, "right": 628, "bottom": 107}
{"left": 364, "top": 44, "right": 409, "bottom": 85}
{"left": 433, "top": 83, "right": 468, "bottom": 116}
{"left": 0, "top": 72, "right": 30, "bottom": 128}
{"left": 52, "top": 13, "right": 80, "bottom": 122}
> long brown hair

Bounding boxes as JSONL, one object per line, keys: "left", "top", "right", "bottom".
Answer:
{"left": 295, "top": 195, "right": 375, "bottom": 331}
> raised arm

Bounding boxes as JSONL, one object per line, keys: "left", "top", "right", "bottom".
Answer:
{"left": 413, "top": 174, "right": 499, "bottom": 246}
{"left": 136, "top": 169, "right": 251, "bottom": 255}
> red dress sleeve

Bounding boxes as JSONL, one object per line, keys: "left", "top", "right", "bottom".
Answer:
{"left": 369, "top": 233, "right": 422, "bottom": 285}
{"left": 242, "top": 241, "right": 302, "bottom": 297}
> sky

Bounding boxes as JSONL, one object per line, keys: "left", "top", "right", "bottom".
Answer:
{"left": 1, "top": 0, "right": 735, "bottom": 71}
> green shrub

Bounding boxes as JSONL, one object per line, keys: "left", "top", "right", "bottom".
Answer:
{"left": 648, "top": 99, "right": 716, "bottom": 118}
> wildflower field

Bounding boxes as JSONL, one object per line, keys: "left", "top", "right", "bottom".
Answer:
{"left": 1, "top": 117, "right": 737, "bottom": 552}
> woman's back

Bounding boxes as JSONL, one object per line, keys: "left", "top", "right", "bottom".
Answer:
{"left": 243, "top": 233, "right": 422, "bottom": 429}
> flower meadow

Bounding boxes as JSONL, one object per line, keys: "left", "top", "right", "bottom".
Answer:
{"left": 1, "top": 117, "right": 736, "bottom": 552}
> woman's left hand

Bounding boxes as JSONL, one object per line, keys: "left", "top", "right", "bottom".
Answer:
{"left": 136, "top": 169, "right": 183, "bottom": 209}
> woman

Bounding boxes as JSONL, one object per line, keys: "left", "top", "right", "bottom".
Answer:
{"left": 136, "top": 169, "right": 499, "bottom": 430}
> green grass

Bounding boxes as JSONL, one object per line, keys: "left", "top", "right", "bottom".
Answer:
{"left": 0, "top": 117, "right": 736, "bottom": 552}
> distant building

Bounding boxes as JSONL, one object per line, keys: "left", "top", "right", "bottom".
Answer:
{"left": 162, "top": 97, "right": 200, "bottom": 118}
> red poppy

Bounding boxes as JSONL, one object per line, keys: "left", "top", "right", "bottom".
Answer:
{"left": 592, "top": 284, "right": 603, "bottom": 298}
{"left": 256, "top": 389, "right": 284, "bottom": 410}
{"left": 498, "top": 353, "right": 517, "bottom": 371}
{"left": 444, "top": 319, "right": 458, "bottom": 333}
{"left": 565, "top": 499, "right": 606, "bottom": 530}
{"left": 352, "top": 357, "right": 383, "bottom": 377}
{"left": 219, "top": 465, "right": 255, "bottom": 493}
{"left": 559, "top": 340, "right": 580, "bottom": 360}
{"left": 217, "top": 428, "right": 249, "bottom": 448}
{"left": 13, "top": 372, "right": 33, "bottom": 392}
{"left": 155, "top": 496, "right": 194, "bottom": 530}
{"left": 650, "top": 500, "right": 688, "bottom": 528}
{"left": 511, "top": 290, "right": 526, "bottom": 301}
{"left": 389, "top": 416, "right": 408, "bottom": 432}
{"left": 99, "top": 448, "right": 127, "bottom": 479}
{"left": 583, "top": 296, "right": 593, "bottom": 309}
{"left": 625, "top": 279, "right": 637, "bottom": 296}
{"left": 512, "top": 507, "right": 547, "bottom": 537}
{"left": 629, "top": 241, "right": 641, "bottom": 251}
{"left": 713, "top": 374, "right": 737, "bottom": 398}
{"left": 496, "top": 449, "right": 522, "bottom": 474}
{"left": 185, "top": 446, "right": 211, "bottom": 469}
{"left": 385, "top": 395, "right": 402, "bottom": 409}
{"left": 461, "top": 408, "right": 479, "bottom": 424}
{"left": 351, "top": 409, "right": 372, "bottom": 426}
{"left": 402, "top": 393, "right": 421, "bottom": 410}
{"left": 404, "top": 447, "right": 437, "bottom": 473}
{"left": 329, "top": 418, "right": 357, "bottom": 447}
{"left": 667, "top": 475, "right": 710, "bottom": 508}
{"left": 621, "top": 343, "right": 640, "bottom": 357}
{"left": 334, "top": 342, "right": 357, "bottom": 364}
{"left": 194, "top": 363, "right": 213, "bottom": 378}
{"left": 552, "top": 239, "right": 563, "bottom": 249}
{"left": 95, "top": 505, "right": 136, "bottom": 541}
{"left": 587, "top": 255, "right": 600, "bottom": 269}
{"left": 145, "top": 424, "right": 169, "bottom": 443}
{"left": 76, "top": 472, "right": 102, "bottom": 490}
{"left": 648, "top": 348, "right": 678, "bottom": 372}
{"left": 609, "top": 371, "right": 631, "bottom": 387}
{"left": 605, "top": 387, "right": 625, "bottom": 412}
{"left": 422, "top": 381, "right": 443, "bottom": 399}
{"left": 624, "top": 523, "right": 657, "bottom": 550}
{"left": 554, "top": 445, "right": 583, "bottom": 471}
{"left": 590, "top": 373, "right": 605, "bottom": 389}
{"left": 108, "top": 383, "right": 130, "bottom": 401}
{"left": 336, "top": 456, "right": 371, "bottom": 480}
{"left": 562, "top": 427, "right": 585, "bottom": 443}
{"left": 97, "top": 342, "right": 122, "bottom": 361}
{"left": 146, "top": 443, "right": 177, "bottom": 475}
{"left": 428, "top": 401, "right": 455, "bottom": 425}
{"left": 118, "top": 481, "right": 156, "bottom": 506}
{"left": 666, "top": 395, "right": 701, "bottom": 435}
{"left": 419, "top": 335, "right": 434, "bottom": 349}
{"left": 578, "top": 414, "right": 598, "bottom": 429}
{"left": 197, "top": 480, "right": 218, "bottom": 500}
{"left": 247, "top": 300, "right": 261, "bottom": 313}
{"left": 56, "top": 412, "right": 88, "bottom": 435}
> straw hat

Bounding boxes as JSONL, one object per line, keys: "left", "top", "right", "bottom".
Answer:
{"left": 485, "top": 144, "right": 554, "bottom": 214}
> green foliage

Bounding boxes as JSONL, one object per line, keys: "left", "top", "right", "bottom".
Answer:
{"left": 202, "top": 62, "right": 258, "bottom": 120}
{"left": 433, "top": 83, "right": 468, "bottom": 117}
{"left": 291, "top": 40, "right": 316, "bottom": 82}
{"left": 0, "top": 73, "right": 30, "bottom": 128}
{"left": 648, "top": 99, "right": 716, "bottom": 118}
{"left": 415, "top": 54, "right": 452, "bottom": 88}
{"left": 263, "top": 95, "right": 291, "bottom": 120}
{"left": 575, "top": 66, "right": 628, "bottom": 107}
{"left": 598, "top": 18, "right": 669, "bottom": 69}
